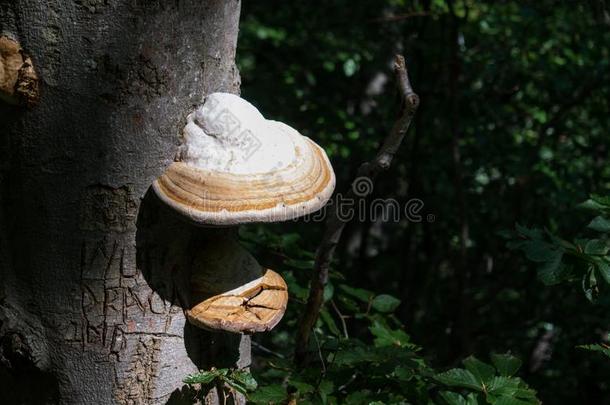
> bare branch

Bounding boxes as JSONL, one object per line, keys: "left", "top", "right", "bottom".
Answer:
{"left": 294, "top": 54, "right": 419, "bottom": 365}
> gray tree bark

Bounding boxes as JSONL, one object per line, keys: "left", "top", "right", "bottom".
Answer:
{"left": 0, "top": 1, "right": 243, "bottom": 403}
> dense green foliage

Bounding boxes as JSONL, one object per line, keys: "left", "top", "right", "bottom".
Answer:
{"left": 192, "top": 1, "right": 610, "bottom": 403}
{"left": 508, "top": 195, "right": 610, "bottom": 300}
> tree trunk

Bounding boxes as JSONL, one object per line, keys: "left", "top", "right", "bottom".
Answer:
{"left": 0, "top": 1, "right": 242, "bottom": 403}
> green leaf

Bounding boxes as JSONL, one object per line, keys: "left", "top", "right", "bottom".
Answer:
{"left": 333, "top": 345, "right": 368, "bottom": 366}
{"left": 464, "top": 393, "right": 481, "bottom": 405}
{"left": 288, "top": 379, "right": 315, "bottom": 394}
{"left": 339, "top": 284, "right": 374, "bottom": 303}
{"left": 486, "top": 376, "right": 539, "bottom": 404}
{"left": 337, "top": 295, "right": 360, "bottom": 312}
{"left": 492, "top": 397, "right": 538, "bottom": 405}
{"left": 284, "top": 272, "right": 309, "bottom": 301}
{"left": 393, "top": 365, "right": 415, "bottom": 381}
{"left": 578, "top": 199, "right": 606, "bottom": 211}
{"left": 486, "top": 375, "right": 518, "bottom": 394}
{"left": 536, "top": 251, "right": 565, "bottom": 285}
{"left": 463, "top": 356, "right": 496, "bottom": 384}
{"left": 591, "top": 195, "right": 610, "bottom": 208}
{"left": 228, "top": 370, "right": 258, "bottom": 392}
{"left": 248, "top": 384, "right": 288, "bottom": 404}
{"left": 515, "top": 224, "right": 544, "bottom": 240}
{"left": 584, "top": 239, "right": 609, "bottom": 255}
{"left": 549, "top": 234, "right": 576, "bottom": 250}
{"left": 320, "top": 308, "right": 341, "bottom": 336}
{"left": 323, "top": 282, "right": 335, "bottom": 302}
{"left": 369, "top": 320, "right": 411, "bottom": 348}
{"left": 280, "top": 233, "right": 301, "bottom": 246}
{"left": 588, "top": 216, "right": 610, "bottom": 233}
{"left": 345, "top": 390, "right": 374, "bottom": 404}
{"left": 582, "top": 268, "right": 597, "bottom": 302}
{"left": 522, "top": 240, "right": 560, "bottom": 262}
{"left": 440, "top": 391, "right": 464, "bottom": 405}
{"left": 318, "top": 380, "right": 334, "bottom": 404}
{"left": 183, "top": 370, "right": 218, "bottom": 385}
{"left": 577, "top": 343, "right": 610, "bottom": 358}
{"left": 491, "top": 354, "right": 522, "bottom": 377}
{"left": 319, "top": 380, "right": 334, "bottom": 395}
{"left": 224, "top": 380, "right": 248, "bottom": 395}
{"left": 371, "top": 294, "right": 401, "bottom": 313}
{"left": 435, "top": 368, "right": 482, "bottom": 391}
{"left": 597, "top": 262, "right": 610, "bottom": 284}
{"left": 183, "top": 368, "right": 227, "bottom": 385}
{"left": 440, "top": 391, "right": 480, "bottom": 405}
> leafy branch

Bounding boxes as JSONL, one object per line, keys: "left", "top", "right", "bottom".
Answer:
{"left": 436, "top": 354, "right": 540, "bottom": 405}
{"left": 507, "top": 194, "right": 610, "bottom": 301}
{"left": 578, "top": 341, "right": 610, "bottom": 359}
{"left": 184, "top": 368, "right": 258, "bottom": 402}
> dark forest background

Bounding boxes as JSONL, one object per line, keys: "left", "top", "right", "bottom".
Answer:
{"left": 228, "top": 1, "right": 609, "bottom": 404}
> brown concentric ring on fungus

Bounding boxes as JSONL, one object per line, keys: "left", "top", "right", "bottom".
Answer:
{"left": 152, "top": 93, "right": 335, "bottom": 225}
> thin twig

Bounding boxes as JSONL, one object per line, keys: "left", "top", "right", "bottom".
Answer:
{"left": 330, "top": 299, "right": 349, "bottom": 339}
{"left": 313, "top": 330, "right": 326, "bottom": 375}
{"left": 294, "top": 55, "right": 419, "bottom": 365}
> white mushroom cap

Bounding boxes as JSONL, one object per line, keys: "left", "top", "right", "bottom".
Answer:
{"left": 153, "top": 93, "right": 335, "bottom": 225}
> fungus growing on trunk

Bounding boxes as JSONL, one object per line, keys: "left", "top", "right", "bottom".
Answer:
{"left": 153, "top": 93, "right": 335, "bottom": 334}
{"left": 187, "top": 232, "right": 288, "bottom": 333}
{"left": 0, "top": 36, "right": 39, "bottom": 107}
{"left": 189, "top": 269, "right": 288, "bottom": 334}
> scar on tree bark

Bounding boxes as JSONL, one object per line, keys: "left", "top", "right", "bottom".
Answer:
{"left": 295, "top": 54, "right": 420, "bottom": 365}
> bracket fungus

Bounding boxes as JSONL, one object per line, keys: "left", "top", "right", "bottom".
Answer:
{"left": 0, "top": 36, "right": 39, "bottom": 107}
{"left": 187, "top": 234, "right": 289, "bottom": 333}
{"left": 189, "top": 268, "right": 288, "bottom": 334}
{"left": 153, "top": 93, "right": 335, "bottom": 334}
{"left": 153, "top": 92, "right": 335, "bottom": 225}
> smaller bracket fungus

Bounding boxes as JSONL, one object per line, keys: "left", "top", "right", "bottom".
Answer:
{"left": 184, "top": 220, "right": 289, "bottom": 334}
{"left": 188, "top": 269, "right": 288, "bottom": 334}
{"left": 153, "top": 92, "right": 335, "bottom": 225}
{"left": 0, "top": 36, "right": 39, "bottom": 107}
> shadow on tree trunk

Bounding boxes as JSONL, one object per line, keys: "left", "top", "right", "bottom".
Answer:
{"left": 136, "top": 189, "right": 250, "bottom": 403}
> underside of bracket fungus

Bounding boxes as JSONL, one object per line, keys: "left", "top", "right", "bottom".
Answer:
{"left": 0, "top": 36, "right": 39, "bottom": 107}
{"left": 187, "top": 235, "right": 289, "bottom": 333}
{"left": 188, "top": 269, "right": 288, "bottom": 333}
{"left": 153, "top": 92, "right": 335, "bottom": 225}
